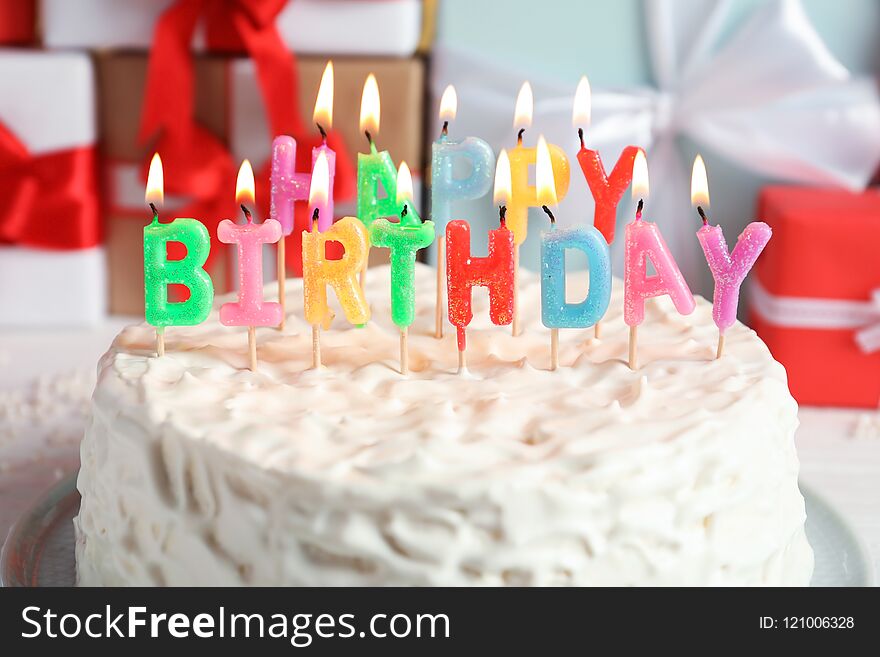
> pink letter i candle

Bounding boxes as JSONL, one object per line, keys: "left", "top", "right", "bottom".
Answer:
{"left": 691, "top": 155, "right": 771, "bottom": 359}
{"left": 624, "top": 150, "right": 695, "bottom": 369}
{"left": 219, "top": 160, "right": 283, "bottom": 372}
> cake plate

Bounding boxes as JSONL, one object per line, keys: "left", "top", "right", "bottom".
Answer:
{"left": 1, "top": 473, "right": 874, "bottom": 587}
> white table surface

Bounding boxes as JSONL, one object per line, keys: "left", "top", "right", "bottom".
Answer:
{"left": 1, "top": 322, "right": 878, "bottom": 584}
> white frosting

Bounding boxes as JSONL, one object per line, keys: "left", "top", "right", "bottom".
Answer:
{"left": 75, "top": 264, "right": 813, "bottom": 585}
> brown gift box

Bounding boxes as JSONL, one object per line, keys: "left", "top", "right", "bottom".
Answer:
{"left": 98, "top": 53, "right": 426, "bottom": 315}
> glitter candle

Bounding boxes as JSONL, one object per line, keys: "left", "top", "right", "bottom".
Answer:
{"left": 624, "top": 151, "right": 695, "bottom": 368}
{"left": 541, "top": 224, "right": 611, "bottom": 329}
{"left": 356, "top": 73, "right": 420, "bottom": 227}
{"left": 143, "top": 154, "right": 213, "bottom": 356}
{"left": 573, "top": 76, "right": 640, "bottom": 244}
{"left": 370, "top": 162, "right": 435, "bottom": 329}
{"left": 507, "top": 82, "right": 571, "bottom": 246}
{"left": 692, "top": 155, "right": 771, "bottom": 357}
{"left": 303, "top": 215, "right": 371, "bottom": 327}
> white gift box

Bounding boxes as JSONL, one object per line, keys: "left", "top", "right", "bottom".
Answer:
{"left": 0, "top": 50, "right": 105, "bottom": 327}
{"left": 41, "top": 0, "right": 425, "bottom": 57}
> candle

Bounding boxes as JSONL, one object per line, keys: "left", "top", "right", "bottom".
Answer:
{"left": 370, "top": 162, "right": 435, "bottom": 374}
{"left": 537, "top": 138, "right": 611, "bottom": 371}
{"left": 624, "top": 150, "right": 695, "bottom": 369}
{"left": 507, "top": 81, "right": 571, "bottom": 335}
{"left": 357, "top": 73, "right": 419, "bottom": 226}
{"left": 270, "top": 61, "right": 337, "bottom": 330}
{"left": 303, "top": 152, "right": 371, "bottom": 369}
{"left": 691, "top": 155, "right": 772, "bottom": 359}
{"left": 218, "top": 160, "right": 283, "bottom": 371}
{"left": 573, "top": 75, "right": 640, "bottom": 244}
{"left": 143, "top": 153, "right": 214, "bottom": 356}
{"left": 431, "top": 84, "right": 495, "bottom": 339}
{"left": 446, "top": 149, "right": 515, "bottom": 372}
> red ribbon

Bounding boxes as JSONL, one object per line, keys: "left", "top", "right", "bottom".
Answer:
{"left": 0, "top": 122, "right": 100, "bottom": 250}
{"left": 138, "top": 0, "right": 355, "bottom": 276}
{"left": 0, "top": 0, "right": 35, "bottom": 45}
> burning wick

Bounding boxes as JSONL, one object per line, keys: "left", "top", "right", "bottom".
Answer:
{"left": 317, "top": 123, "right": 327, "bottom": 142}
{"left": 364, "top": 130, "right": 373, "bottom": 148}
{"left": 517, "top": 128, "right": 525, "bottom": 146}
{"left": 541, "top": 205, "right": 556, "bottom": 225}
{"left": 635, "top": 198, "right": 644, "bottom": 220}
{"left": 441, "top": 121, "right": 449, "bottom": 138}
{"left": 578, "top": 127, "right": 585, "bottom": 149}
{"left": 240, "top": 203, "right": 252, "bottom": 224}
{"left": 697, "top": 205, "right": 710, "bottom": 226}
{"left": 149, "top": 202, "right": 159, "bottom": 222}
{"left": 499, "top": 205, "right": 507, "bottom": 228}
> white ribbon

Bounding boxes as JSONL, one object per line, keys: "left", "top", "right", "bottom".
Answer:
{"left": 431, "top": 0, "right": 880, "bottom": 292}
{"left": 750, "top": 280, "right": 880, "bottom": 353}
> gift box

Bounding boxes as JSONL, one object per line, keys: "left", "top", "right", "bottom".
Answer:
{"left": 41, "top": 0, "right": 431, "bottom": 57}
{"left": 749, "top": 186, "right": 880, "bottom": 408}
{"left": 99, "top": 52, "right": 425, "bottom": 315}
{"left": 0, "top": 50, "right": 104, "bottom": 326}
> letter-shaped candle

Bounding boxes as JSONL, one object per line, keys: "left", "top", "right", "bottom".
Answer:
{"left": 143, "top": 153, "right": 214, "bottom": 356}
{"left": 357, "top": 74, "right": 420, "bottom": 226}
{"left": 303, "top": 216, "right": 371, "bottom": 327}
{"left": 507, "top": 82, "right": 571, "bottom": 246}
{"left": 270, "top": 62, "right": 337, "bottom": 234}
{"left": 431, "top": 85, "right": 495, "bottom": 338}
{"left": 370, "top": 162, "right": 435, "bottom": 329}
{"left": 624, "top": 151, "right": 695, "bottom": 369}
{"left": 541, "top": 225, "right": 611, "bottom": 329}
{"left": 573, "top": 76, "right": 640, "bottom": 244}
{"left": 691, "top": 155, "right": 771, "bottom": 358}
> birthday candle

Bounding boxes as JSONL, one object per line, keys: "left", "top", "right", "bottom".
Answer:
{"left": 430, "top": 85, "right": 495, "bottom": 233}
{"left": 370, "top": 162, "right": 435, "bottom": 329}
{"left": 218, "top": 162, "right": 283, "bottom": 329}
{"left": 506, "top": 82, "right": 571, "bottom": 246}
{"left": 572, "top": 76, "right": 641, "bottom": 244}
{"left": 143, "top": 154, "right": 214, "bottom": 356}
{"left": 357, "top": 73, "right": 420, "bottom": 226}
{"left": 446, "top": 150, "right": 515, "bottom": 368}
{"left": 624, "top": 150, "right": 694, "bottom": 368}
{"left": 270, "top": 62, "right": 337, "bottom": 234}
{"left": 692, "top": 155, "right": 771, "bottom": 357}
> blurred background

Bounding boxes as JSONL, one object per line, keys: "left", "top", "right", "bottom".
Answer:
{"left": 0, "top": 0, "right": 878, "bottom": 575}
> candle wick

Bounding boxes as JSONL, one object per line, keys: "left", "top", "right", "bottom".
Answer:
{"left": 364, "top": 130, "right": 373, "bottom": 148}
{"left": 541, "top": 205, "right": 556, "bottom": 225}
{"left": 241, "top": 204, "right": 252, "bottom": 224}
{"left": 401, "top": 204, "right": 408, "bottom": 220}
{"left": 697, "top": 206, "right": 709, "bottom": 226}
{"left": 311, "top": 207, "right": 320, "bottom": 230}
{"left": 578, "top": 127, "right": 585, "bottom": 149}
{"left": 499, "top": 205, "right": 507, "bottom": 228}
{"left": 517, "top": 128, "right": 525, "bottom": 146}
{"left": 636, "top": 198, "right": 644, "bottom": 221}
{"left": 317, "top": 123, "right": 327, "bottom": 142}
{"left": 149, "top": 202, "right": 159, "bottom": 223}
{"left": 441, "top": 121, "right": 448, "bottom": 138}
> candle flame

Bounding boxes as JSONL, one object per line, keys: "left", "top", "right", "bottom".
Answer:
{"left": 631, "top": 149, "right": 649, "bottom": 200}
{"left": 513, "top": 81, "right": 533, "bottom": 130}
{"left": 235, "top": 159, "right": 256, "bottom": 207}
{"left": 313, "top": 61, "right": 334, "bottom": 130}
{"left": 309, "top": 150, "right": 330, "bottom": 209}
{"left": 572, "top": 75, "right": 591, "bottom": 128}
{"left": 494, "top": 149, "right": 512, "bottom": 207}
{"left": 535, "top": 135, "right": 557, "bottom": 206}
{"left": 145, "top": 153, "right": 164, "bottom": 205}
{"left": 359, "top": 73, "right": 380, "bottom": 136}
{"left": 691, "top": 154, "right": 710, "bottom": 208}
{"left": 396, "top": 161, "right": 413, "bottom": 207}
{"left": 439, "top": 84, "right": 457, "bottom": 122}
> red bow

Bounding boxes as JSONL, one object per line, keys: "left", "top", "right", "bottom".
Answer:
{"left": 138, "top": 0, "right": 355, "bottom": 276}
{"left": 0, "top": 121, "right": 100, "bottom": 250}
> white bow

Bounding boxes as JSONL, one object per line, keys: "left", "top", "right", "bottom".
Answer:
{"left": 750, "top": 281, "right": 880, "bottom": 353}
{"left": 432, "top": 0, "right": 880, "bottom": 294}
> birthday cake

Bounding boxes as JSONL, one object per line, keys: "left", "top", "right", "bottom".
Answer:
{"left": 74, "top": 263, "right": 813, "bottom": 586}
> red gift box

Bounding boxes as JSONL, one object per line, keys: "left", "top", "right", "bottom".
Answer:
{"left": 750, "top": 186, "right": 880, "bottom": 408}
